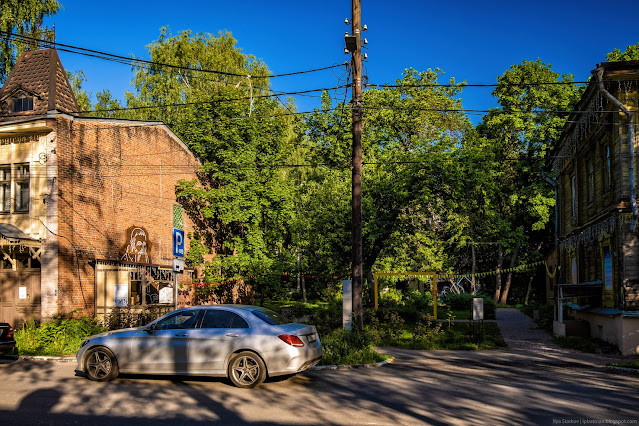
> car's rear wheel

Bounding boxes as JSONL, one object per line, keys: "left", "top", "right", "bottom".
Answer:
{"left": 84, "top": 347, "right": 119, "bottom": 382}
{"left": 228, "top": 351, "right": 266, "bottom": 388}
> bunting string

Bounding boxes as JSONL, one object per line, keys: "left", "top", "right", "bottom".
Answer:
{"left": 438, "top": 260, "right": 559, "bottom": 280}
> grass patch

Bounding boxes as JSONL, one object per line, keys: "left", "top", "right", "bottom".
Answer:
{"left": 552, "top": 336, "right": 597, "bottom": 353}
{"left": 552, "top": 336, "right": 619, "bottom": 354}
{"left": 320, "top": 328, "right": 389, "bottom": 366}
{"left": 375, "top": 321, "right": 507, "bottom": 350}
{"left": 14, "top": 317, "right": 104, "bottom": 356}
{"left": 608, "top": 360, "right": 639, "bottom": 369}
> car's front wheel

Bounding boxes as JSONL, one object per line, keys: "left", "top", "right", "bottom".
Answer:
{"left": 228, "top": 351, "right": 266, "bottom": 388}
{"left": 84, "top": 347, "right": 119, "bottom": 382}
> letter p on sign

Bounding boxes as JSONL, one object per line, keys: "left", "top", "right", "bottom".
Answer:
{"left": 173, "top": 228, "right": 185, "bottom": 257}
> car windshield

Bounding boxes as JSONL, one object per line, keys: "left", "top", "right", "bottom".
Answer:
{"left": 251, "top": 308, "right": 291, "bottom": 325}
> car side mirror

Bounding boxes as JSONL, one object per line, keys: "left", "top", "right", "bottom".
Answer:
{"left": 143, "top": 324, "right": 155, "bottom": 333}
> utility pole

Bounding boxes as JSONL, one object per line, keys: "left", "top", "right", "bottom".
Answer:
{"left": 347, "top": 0, "right": 363, "bottom": 330}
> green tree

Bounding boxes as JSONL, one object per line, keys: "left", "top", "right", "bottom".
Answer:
{"left": 92, "top": 89, "right": 126, "bottom": 118}
{"left": 478, "top": 59, "right": 581, "bottom": 303}
{"left": 66, "top": 70, "right": 91, "bottom": 113}
{"left": 0, "top": 0, "right": 60, "bottom": 83}
{"left": 303, "top": 69, "right": 472, "bottom": 298}
{"left": 127, "top": 29, "right": 299, "bottom": 299}
{"left": 360, "top": 68, "right": 470, "bottom": 283}
{"left": 606, "top": 42, "right": 639, "bottom": 62}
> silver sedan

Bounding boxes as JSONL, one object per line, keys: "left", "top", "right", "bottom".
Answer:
{"left": 76, "top": 305, "right": 323, "bottom": 388}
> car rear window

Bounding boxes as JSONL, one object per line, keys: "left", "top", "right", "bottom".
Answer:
{"left": 251, "top": 308, "right": 291, "bottom": 325}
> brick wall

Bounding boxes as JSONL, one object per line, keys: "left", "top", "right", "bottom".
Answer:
{"left": 54, "top": 115, "right": 201, "bottom": 316}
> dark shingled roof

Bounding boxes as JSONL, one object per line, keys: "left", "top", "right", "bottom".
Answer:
{"left": 0, "top": 49, "right": 79, "bottom": 121}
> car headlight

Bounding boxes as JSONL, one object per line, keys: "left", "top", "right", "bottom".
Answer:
{"left": 80, "top": 339, "right": 89, "bottom": 348}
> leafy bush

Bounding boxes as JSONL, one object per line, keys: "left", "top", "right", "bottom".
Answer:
{"left": 442, "top": 292, "right": 475, "bottom": 310}
{"left": 320, "top": 328, "right": 387, "bottom": 366}
{"left": 440, "top": 293, "right": 496, "bottom": 319}
{"left": 379, "top": 287, "right": 404, "bottom": 306}
{"left": 552, "top": 336, "right": 597, "bottom": 353}
{"left": 413, "top": 314, "right": 442, "bottom": 342}
{"left": 15, "top": 316, "right": 104, "bottom": 356}
{"left": 376, "top": 288, "right": 434, "bottom": 322}
{"left": 518, "top": 302, "right": 554, "bottom": 332}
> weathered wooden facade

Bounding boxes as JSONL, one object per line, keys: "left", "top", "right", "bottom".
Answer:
{"left": 550, "top": 60, "right": 639, "bottom": 355}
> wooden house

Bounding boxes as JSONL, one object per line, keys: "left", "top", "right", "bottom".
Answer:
{"left": 550, "top": 60, "right": 639, "bottom": 355}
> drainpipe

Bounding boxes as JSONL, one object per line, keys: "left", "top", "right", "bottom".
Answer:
{"left": 541, "top": 168, "right": 559, "bottom": 246}
{"left": 593, "top": 66, "right": 638, "bottom": 231}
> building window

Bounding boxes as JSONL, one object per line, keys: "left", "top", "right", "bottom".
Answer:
{"left": 604, "top": 145, "right": 611, "bottom": 188}
{"left": 571, "top": 175, "right": 577, "bottom": 221}
{"left": 145, "top": 280, "right": 174, "bottom": 305}
{"left": 587, "top": 160, "right": 594, "bottom": 203}
{"left": 130, "top": 272, "right": 143, "bottom": 305}
{"left": 14, "top": 164, "right": 29, "bottom": 212}
{"left": 0, "top": 166, "right": 10, "bottom": 213}
{"left": 12, "top": 97, "right": 34, "bottom": 112}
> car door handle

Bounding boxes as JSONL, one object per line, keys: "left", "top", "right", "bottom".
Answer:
{"left": 225, "top": 333, "right": 239, "bottom": 338}
{"left": 175, "top": 333, "right": 188, "bottom": 337}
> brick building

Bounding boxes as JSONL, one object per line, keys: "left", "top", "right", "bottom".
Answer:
{"left": 0, "top": 48, "right": 202, "bottom": 324}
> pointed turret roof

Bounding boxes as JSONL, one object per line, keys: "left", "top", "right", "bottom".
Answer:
{"left": 0, "top": 48, "right": 79, "bottom": 121}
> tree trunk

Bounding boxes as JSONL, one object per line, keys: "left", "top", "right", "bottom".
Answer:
{"left": 296, "top": 252, "right": 301, "bottom": 292}
{"left": 524, "top": 243, "right": 542, "bottom": 305}
{"left": 494, "top": 246, "right": 503, "bottom": 303}
{"left": 471, "top": 243, "right": 476, "bottom": 295}
{"left": 499, "top": 246, "right": 519, "bottom": 305}
{"left": 524, "top": 274, "right": 534, "bottom": 305}
{"left": 301, "top": 274, "right": 307, "bottom": 302}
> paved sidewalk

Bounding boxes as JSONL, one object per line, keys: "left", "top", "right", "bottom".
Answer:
{"left": 496, "top": 307, "right": 558, "bottom": 351}
{"left": 495, "top": 307, "right": 632, "bottom": 363}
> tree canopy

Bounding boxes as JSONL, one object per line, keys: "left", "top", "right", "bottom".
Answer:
{"left": 606, "top": 42, "right": 639, "bottom": 62}
{"left": 0, "top": 0, "right": 60, "bottom": 83}
{"left": 52, "top": 24, "right": 626, "bottom": 306}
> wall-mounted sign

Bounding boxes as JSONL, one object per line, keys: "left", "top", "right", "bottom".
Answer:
{"left": 19, "top": 286, "right": 27, "bottom": 300}
{"left": 114, "top": 284, "right": 128, "bottom": 307}
{"left": 159, "top": 285, "right": 174, "bottom": 304}
{"left": 120, "top": 226, "right": 152, "bottom": 264}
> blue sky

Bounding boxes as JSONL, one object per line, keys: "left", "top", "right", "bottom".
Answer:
{"left": 48, "top": 0, "right": 639, "bottom": 122}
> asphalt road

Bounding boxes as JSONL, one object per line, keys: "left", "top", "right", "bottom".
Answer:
{"left": 1, "top": 346, "right": 638, "bottom": 425}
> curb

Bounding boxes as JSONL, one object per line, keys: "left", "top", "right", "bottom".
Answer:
{"left": 311, "top": 357, "right": 394, "bottom": 371}
{"left": 3, "top": 354, "right": 395, "bottom": 370}
{"left": 1, "top": 355, "right": 76, "bottom": 362}
{"left": 606, "top": 365, "right": 639, "bottom": 375}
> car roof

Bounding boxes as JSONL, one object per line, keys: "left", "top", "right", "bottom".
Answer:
{"left": 179, "top": 304, "right": 265, "bottom": 312}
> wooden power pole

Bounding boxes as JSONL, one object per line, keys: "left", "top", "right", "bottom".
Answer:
{"left": 350, "top": 0, "right": 364, "bottom": 330}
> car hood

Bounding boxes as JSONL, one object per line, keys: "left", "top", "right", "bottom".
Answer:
{"left": 90, "top": 327, "right": 141, "bottom": 339}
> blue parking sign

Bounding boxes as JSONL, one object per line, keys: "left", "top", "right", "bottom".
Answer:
{"left": 173, "top": 228, "right": 185, "bottom": 257}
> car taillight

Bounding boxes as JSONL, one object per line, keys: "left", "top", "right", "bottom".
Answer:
{"left": 278, "top": 334, "right": 304, "bottom": 347}
{"left": 6, "top": 325, "right": 13, "bottom": 339}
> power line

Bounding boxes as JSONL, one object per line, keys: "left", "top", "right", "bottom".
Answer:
{"left": 366, "top": 79, "right": 638, "bottom": 89}
{"left": 1, "top": 31, "right": 347, "bottom": 79}
{"left": 79, "top": 85, "right": 349, "bottom": 115}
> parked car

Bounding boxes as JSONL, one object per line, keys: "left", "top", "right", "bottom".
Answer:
{"left": 76, "top": 305, "right": 322, "bottom": 388}
{"left": 0, "top": 323, "right": 15, "bottom": 355}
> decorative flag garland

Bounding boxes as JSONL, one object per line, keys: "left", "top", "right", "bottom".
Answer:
{"left": 438, "top": 260, "right": 560, "bottom": 280}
